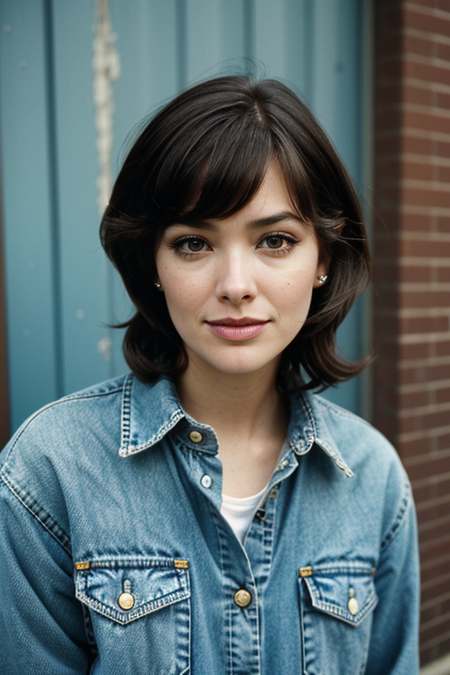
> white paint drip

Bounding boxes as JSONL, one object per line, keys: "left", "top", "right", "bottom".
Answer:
{"left": 92, "top": 0, "right": 120, "bottom": 215}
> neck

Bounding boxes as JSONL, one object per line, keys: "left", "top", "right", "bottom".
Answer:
{"left": 176, "top": 357, "right": 287, "bottom": 440}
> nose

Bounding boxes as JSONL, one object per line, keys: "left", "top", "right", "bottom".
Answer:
{"left": 215, "top": 251, "right": 257, "bottom": 304}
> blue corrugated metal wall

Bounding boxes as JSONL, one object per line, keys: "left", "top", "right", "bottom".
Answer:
{"left": 0, "top": 0, "right": 366, "bottom": 432}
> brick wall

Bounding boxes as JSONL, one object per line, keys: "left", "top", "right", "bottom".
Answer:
{"left": 374, "top": 0, "right": 450, "bottom": 665}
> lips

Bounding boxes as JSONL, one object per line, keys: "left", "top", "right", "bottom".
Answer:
{"left": 207, "top": 317, "right": 266, "bottom": 327}
{"left": 205, "top": 317, "right": 270, "bottom": 341}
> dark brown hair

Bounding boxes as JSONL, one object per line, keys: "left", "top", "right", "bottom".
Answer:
{"left": 100, "top": 75, "right": 370, "bottom": 392}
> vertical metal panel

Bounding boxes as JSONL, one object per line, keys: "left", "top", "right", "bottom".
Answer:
{"left": 0, "top": 181, "right": 10, "bottom": 446}
{"left": 308, "top": 0, "right": 365, "bottom": 413}
{"left": 0, "top": 0, "right": 59, "bottom": 430}
{"left": 108, "top": 0, "right": 179, "bottom": 372}
{"left": 51, "top": 0, "right": 111, "bottom": 394}
{"left": 185, "top": 0, "right": 245, "bottom": 84}
{"left": 0, "top": 0, "right": 368, "bottom": 426}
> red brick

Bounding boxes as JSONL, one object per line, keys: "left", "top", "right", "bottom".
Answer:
{"left": 436, "top": 341, "right": 450, "bottom": 357}
{"left": 403, "top": 109, "right": 450, "bottom": 136}
{"left": 401, "top": 188, "right": 450, "bottom": 209}
{"left": 420, "top": 562, "right": 450, "bottom": 601}
{"left": 404, "top": 9, "right": 450, "bottom": 40}
{"left": 401, "top": 363, "right": 450, "bottom": 385}
{"left": 399, "top": 316, "right": 448, "bottom": 334}
{"left": 421, "top": 595, "right": 450, "bottom": 627}
{"left": 437, "top": 42, "right": 450, "bottom": 63}
{"left": 436, "top": 216, "right": 450, "bottom": 232}
{"left": 403, "top": 316, "right": 446, "bottom": 332}
{"left": 436, "top": 91, "right": 450, "bottom": 109}
{"left": 407, "top": 453, "right": 450, "bottom": 480}
{"left": 400, "top": 434, "right": 434, "bottom": 457}
{"left": 413, "top": 476, "right": 450, "bottom": 504}
{"left": 399, "top": 266, "right": 432, "bottom": 282}
{"left": 401, "top": 239, "right": 450, "bottom": 257}
{"left": 380, "top": 83, "right": 432, "bottom": 107}
{"left": 401, "top": 411, "right": 450, "bottom": 434}
{"left": 398, "top": 341, "right": 432, "bottom": 359}
{"left": 400, "top": 160, "right": 436, "bottom": 181}
{"left": 418, "top": 497, "right": 450, "bottom": 526}
{"left": 400, "top": 135, "right": 435, "bottom": 155}
{"left": 436, "top": 266, "right": 450, "bottom": 282}
{"left": 437, "top": 164, "right": 450, "bottom": 182}
{"left": 403, "top": 60, "right": 450, "bottom": 88}
{"left": 404, "top": 33, "right": 438, "bottom": 59}
{"left": 421, "top": 615, "right": 450, "bottom": 647}
{"left": 436, "top": 140, "right": 450, "bottom": 159}
{"left": 436, "top": 431, "right": 450, "bottom": 449}
{"left": 419, "top": 534, "right": 450, "bottom": 563}
{"left": 400, "top": 290, "right": 450, "bottom": 309}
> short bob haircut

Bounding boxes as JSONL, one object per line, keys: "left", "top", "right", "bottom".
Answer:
{"left": 100, "top": 75, "right": 370, "bottom": 392}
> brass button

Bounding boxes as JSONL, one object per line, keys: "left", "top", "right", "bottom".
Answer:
{"left": 234, "top": 589, "right": 251, "bottom": 608}
{"left": 189, "top": 430, "right": 203, "bottom": 443}
{"left": 118, "top": 592, "right": 135, "bottom": 611}
{"left": 348, "top": 588, "right": 358, "bottom": 615}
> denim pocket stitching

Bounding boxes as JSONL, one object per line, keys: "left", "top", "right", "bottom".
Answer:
{"left": 300, "top": 564, "right": 378, "bottom": 628}
{"left": 75, "top": 560, "right": 191, "bottom": 626}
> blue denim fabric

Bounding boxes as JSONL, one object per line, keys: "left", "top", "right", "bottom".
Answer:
{"left": 0, "top": 374, "right": 420, "bottom": 675}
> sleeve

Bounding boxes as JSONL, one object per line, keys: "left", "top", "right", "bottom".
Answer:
{"left": 365, "top": 480, "right": 420, "bottom": 675}
{"left": 0, "top": 478, "right": 92, "bottom": 675}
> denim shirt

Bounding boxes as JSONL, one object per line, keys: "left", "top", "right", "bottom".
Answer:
{"left": 0, "top": 374, "right": 420, "bottom": 675}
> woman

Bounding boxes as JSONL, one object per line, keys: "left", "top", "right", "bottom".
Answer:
{"left": 0, "top": 76, "right": 419, "bottom": 674}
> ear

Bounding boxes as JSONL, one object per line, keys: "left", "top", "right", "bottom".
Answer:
{"left": 313, "top": 257, "right": 330, "bottom": 289}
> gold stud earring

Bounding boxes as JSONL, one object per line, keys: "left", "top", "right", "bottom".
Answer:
{"left": 317, "top": 275, "right": 327, "bottom": 284}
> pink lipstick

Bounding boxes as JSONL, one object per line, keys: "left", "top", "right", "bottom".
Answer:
{"left": 206, "top": 317, "right": 269, "bottom": 341}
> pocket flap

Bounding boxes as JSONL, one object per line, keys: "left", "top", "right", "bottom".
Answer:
{"left": 75, "top": 557, "right": 190, "bottom": 625}
{"left": 299, "top": 562, "right": 378, "bottom": 627}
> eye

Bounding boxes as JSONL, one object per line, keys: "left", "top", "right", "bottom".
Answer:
{"left": 182, "top": 238, "right": 206, "bottom": 252}
{"left": 263, "top": 235, "right": 284, "bottom": 249}
{"left": 258, "top": 233, "right": 298, "bottom": 252}
{"left": 169, "top": 236, "right": 211, "bottom": 257}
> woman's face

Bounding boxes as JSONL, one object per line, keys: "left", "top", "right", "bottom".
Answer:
{"left": 155, "top": 164, "right": 327, "bottom": 379}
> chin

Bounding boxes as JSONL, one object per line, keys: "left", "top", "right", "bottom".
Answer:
{"left": 201, "top": 352, "right": 280, "bottom": 377}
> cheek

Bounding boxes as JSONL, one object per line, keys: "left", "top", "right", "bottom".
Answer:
{"left": 162, "top": 273, "right": 209, "bottom": 326}
{"left": 274, "top": 271, "right": 316, "bottom": 314}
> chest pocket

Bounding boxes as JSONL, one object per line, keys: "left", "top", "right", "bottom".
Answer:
{"left": 75, "top": 557, "right": 190, "bottom": 675}
{"left": 298, "top": 562, "right": 378, "bottom": 675}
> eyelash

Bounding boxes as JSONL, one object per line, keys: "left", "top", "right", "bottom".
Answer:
{"left": 169, "top": 233, "right": 300, "bottom": 258}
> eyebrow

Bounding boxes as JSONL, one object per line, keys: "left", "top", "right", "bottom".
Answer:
{"left": 175, "top": 211, "right": 302, "bottom": 231}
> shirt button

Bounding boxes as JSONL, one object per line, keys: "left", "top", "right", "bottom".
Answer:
{"left": 234, "top": 589, "right": 252, "bottom": 608}
{"left": 201, "top": 474, "right": 212, "bottom": 489}
{"left": 348, "top": 587, "right": 359, "bottom": 615}
{"left": 118, "top": 592, "right": 135, "bottom": 611}
{"left": 190, "top": 430, "right": 203, "bottom": 443}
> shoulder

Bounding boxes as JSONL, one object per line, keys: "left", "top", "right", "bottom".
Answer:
{"left": 306, "top": 393, "right": 414, "bottom": 545}
{"left": 0, "top": 375, "right": 131, "bottom": 541}
{"left": 309, "top": 393, "right": 402, "bottom": 469}
{"left": 1, "top": 374, "right": 127, "bottom": 469}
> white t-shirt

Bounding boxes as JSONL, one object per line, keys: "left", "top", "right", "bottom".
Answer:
{"left": 220, "top": 483, "right": 270, "bottom": 544}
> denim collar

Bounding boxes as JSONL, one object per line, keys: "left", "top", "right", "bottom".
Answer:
{"left": 118, "top": 373, "right": 353, "bottom": 478}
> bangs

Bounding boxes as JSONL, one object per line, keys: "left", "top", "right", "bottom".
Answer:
{"left": 152, "top": 112, "right": 274, "bottom": 223}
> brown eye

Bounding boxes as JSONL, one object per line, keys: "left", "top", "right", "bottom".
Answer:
{"left": 265, "top": 236, "right": 284, "bottom": 249}
{"left": 185, "top": 239, "right": 205, "bottom": 252}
